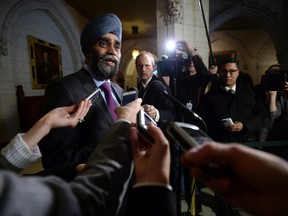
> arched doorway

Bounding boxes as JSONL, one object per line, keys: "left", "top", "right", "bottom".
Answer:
{"left": 210, "top": 5, "right": 288, "bottom": 84}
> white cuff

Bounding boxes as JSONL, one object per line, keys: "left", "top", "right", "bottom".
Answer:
{"left": 1, "top": 133, "right": 42, "bottom": 169}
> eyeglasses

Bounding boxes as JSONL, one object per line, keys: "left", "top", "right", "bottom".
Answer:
{"left": 219, "top": 69, "right": 238, "bottom": 76}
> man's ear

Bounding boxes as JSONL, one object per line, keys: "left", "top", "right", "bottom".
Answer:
{"left": 85, "top": 49, "right": 93, "bottom": 59}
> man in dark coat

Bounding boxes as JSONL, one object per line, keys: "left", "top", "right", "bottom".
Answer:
{"left": 38, "top": 13, "right": 124, "bottom": 179}
{"left": 198, "top": 58, "right": 270, "bottom": 143}
{"left": 136, "top": 51, "right": 176, "bottom": 130}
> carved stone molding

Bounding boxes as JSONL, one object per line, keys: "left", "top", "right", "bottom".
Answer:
{"left": 0, "top": 38, "right": 8, "bottom": 56}
{"left": 164, "top": 0, "right": 183, "bottom": 24}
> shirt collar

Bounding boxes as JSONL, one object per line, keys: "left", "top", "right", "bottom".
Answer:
{"left": 224, "top": 84, "right": 236, "bottom": 92}
{"left": 142, "top": 76, "right": 153, "bottom": 88}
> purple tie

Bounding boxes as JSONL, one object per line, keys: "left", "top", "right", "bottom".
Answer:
{"left": 100, "top": 82, "right": 118, "bottom": 120}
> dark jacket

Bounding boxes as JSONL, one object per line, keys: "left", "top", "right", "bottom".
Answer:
{"left": 39, "top": 68, "right": 124, "bottom": 170}
{"left": 199, "top": 77, "right": 271, "bottom": 143}
{"left": 138, "top": 75, "right": 176, "bottom": 130}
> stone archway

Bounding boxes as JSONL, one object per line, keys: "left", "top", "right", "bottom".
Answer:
{"left": 210, "top": 3, "right": 288, "bottom": 68}
{"left": 0, "top": 0, "right": 82, "bottom": 142}
{"left": 0, "top": 0, "right": 82, "bottom": 76}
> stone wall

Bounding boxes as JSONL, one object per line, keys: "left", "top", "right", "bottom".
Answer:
{"left": 0, "top": 0, "right": 86, "bottom": 144}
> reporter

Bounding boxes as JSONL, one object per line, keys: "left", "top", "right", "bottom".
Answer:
{"left": 181, "top": 142, "right": 288, "bottom": 216}
{"left": 0, "top": 99, "right": 92, "bottom": 172}
{"left": 267, "top": 80, "right": 288, "bottom": 140}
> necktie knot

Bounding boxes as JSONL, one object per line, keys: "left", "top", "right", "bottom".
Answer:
{"left": 228, "top": 89, "right": 235, "bottom": 95}
{"left": 100, "top": 82, "right": 117, "bottom": 120}
{"left": 101, "top": 81, "right": 112, "bottom": 93}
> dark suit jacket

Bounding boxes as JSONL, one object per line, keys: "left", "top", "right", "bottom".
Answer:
{"left": 138, "top": 75, "right": 176, "bottom": 130}
{"left": 199, "top": 77, "right": 270, "bottom": 142}
{"left": 39, "top": 67, "right": 124, "bottom": 170}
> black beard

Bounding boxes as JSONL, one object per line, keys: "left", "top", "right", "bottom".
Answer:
{"left": 91, "top": 54, "right": 119, "bottom": 80}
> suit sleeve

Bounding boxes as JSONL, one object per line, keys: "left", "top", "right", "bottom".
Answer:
{"left": 191, "top": 55, "right": 209, "bottom": 77}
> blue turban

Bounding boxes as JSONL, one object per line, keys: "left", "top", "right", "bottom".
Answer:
{"left": 80, "top": 13, "right": 122, "bottom": 56}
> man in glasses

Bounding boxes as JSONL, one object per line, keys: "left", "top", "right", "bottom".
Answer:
{"left": 197, "top": 58, "right": 270, "bottom": 215}
{"left": 198, "top": 58, "right": 270, "bottom": 143}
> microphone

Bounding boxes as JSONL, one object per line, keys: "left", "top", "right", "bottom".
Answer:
{"left": 127, "top": 87, "right": 139, "bottom": 94}
{"left": 151, "top": 80, "right": 203, "bottom": 121}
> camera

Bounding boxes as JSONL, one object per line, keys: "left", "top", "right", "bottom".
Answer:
{"left": 261, "top": 69, "right": 288, "bottom": 91}
{"left": 157, "top": 41, "right": 191, "bottom": 78}
{"left": 166, "top": 122, "right": 232, "bottom": 177}
{"left": 157, "top": 59, "right": 186, "bottom": 77}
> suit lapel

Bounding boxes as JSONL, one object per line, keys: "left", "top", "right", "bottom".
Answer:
{"left": 111, "top": 82, "right": 123, "bottom": 105}
{"left": 78, "top": 68, "right": 115, "bottom": 125}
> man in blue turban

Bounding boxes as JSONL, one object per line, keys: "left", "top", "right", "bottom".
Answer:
{"left": 81, "top": 13, "right": 122, "bottom": 56}
{"left": 80, "top": 13, "right": 122, "bottom": 80}
{"left": 38, "top": 13, "right": 125, "bottom": 185}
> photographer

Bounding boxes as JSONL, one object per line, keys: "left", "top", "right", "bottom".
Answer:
{"left": 157, "top": 42, "right": 218, "bottom": 209}
{"left": 266, "top": 80, "right": 288, "bottom": 141}
{"left": 256, "top": 65, "right": 288, "bottom": 141}
{"left": 172, "top": 41, "right": 218, "bottom": 123}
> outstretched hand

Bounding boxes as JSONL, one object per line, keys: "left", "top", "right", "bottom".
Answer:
{"left": 131, "top": 123, "right": 170, "bottom": 185}
{"left": 181, "top": 142, "right": 288, "bottom": 216}
{"left": 22, "top": 99, "right": 92, "bottom": 150}
{"left": 45, "top": 99, "right": 92, "bottom": 129}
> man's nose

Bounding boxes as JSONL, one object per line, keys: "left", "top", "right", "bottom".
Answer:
{"left": 107, "top": 44, "right": 117, "bottom": 55}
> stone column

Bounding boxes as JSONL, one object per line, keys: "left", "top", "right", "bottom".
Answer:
{"left": 156, "top": 0, "right": 210, "bottom": 65}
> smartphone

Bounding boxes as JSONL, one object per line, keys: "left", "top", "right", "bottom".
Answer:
{"left": 221, "top": 118, "right": 234, "bottom": 127}
{"left": 166, "top": 122, "right": 211, "bottom": 152}
{"left": 167, "top": 122, "right": 232, "bottom": 177}
{"left": 136, "top": 110, "right": 157, "bottom": 145}
{"left": 121, "top": 90, "right": 138, "bottom": 106}
{"left": 86, "top": 89, "right": 101, "bottom": 101}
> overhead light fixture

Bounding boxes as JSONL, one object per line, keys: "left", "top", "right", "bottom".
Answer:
{"left": 131, "top": 26, "right": 139, "bottom": 59}
{"left": 132, "top": 49, "right": 139, "bottom": 59}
